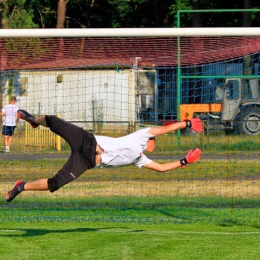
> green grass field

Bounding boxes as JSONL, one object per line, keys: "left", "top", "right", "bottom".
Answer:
{"left": 1, "top": 132, "right": 260, "bottom": 259}
{"left": 1, "top": 221, "right": 260, "bottom": 260}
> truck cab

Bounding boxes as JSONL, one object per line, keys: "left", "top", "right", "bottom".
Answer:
{"left": 180, "top": 78, "right": 260, "bottom": 135}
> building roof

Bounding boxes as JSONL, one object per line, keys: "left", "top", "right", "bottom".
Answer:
{"left": 1, "top": 36, "right": 260, "bottom": 70}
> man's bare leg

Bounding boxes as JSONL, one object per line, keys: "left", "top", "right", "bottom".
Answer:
{"left": 6, "top": 136, "right": 12, "bottom": 147}
{"left": 6, "top": 178, "right": 49, "bottom": 202}
{"left": 24, "top": 178, "right": 49, "bottom": 191}
{"left": 4, "top": 135, "right": 10, "bottom": 152}
{"left": 34, "top": 116, "right": 48, "bottom": 127}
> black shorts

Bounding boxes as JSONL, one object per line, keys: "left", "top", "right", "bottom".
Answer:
{"left": 2, "top": 125, "right": 16, "bottom": 136}
{"left": 45, "top": 116, "right": 97, "bottom": 192}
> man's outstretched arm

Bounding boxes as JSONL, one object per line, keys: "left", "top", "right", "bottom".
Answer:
{"left": 143, "top": 148, "right": 201, "bottom": 172}
{"left": 148, "top": 118, "right": 203, "bottom": 136}
{"left": 143, "top": 160, "right": 183, "bottom": 172}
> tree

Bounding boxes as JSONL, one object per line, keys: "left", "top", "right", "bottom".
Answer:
{"left": 57, "top": 0, "right": 67, "bottom": 28}
{"left": 152, "top": 0, "right": 174, "bottom": 27}
{"left": 192, "top": 0, "right": 202, "bottom": 27}
{"left": 0, "top": 0, "right": 8, "bottom": 28}
{"left": 3, "top": 0, "right": 38, "bottom": 28}
{"left": 169, "top": 0, "right": 192, "bottom": 27}
{"left": 243, "top": 0, "right": 252, "bottom": 27}
{"left": 31, "top": 0, "right": 57, "bottom": 28}
{"left": 2, "top": 1, "right": 260, "bottom": 30}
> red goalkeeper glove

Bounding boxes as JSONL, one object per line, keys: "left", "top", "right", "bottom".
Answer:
{"left": 180, "top": 148, "right": 201, "bottom": 168}
{"left": 185, "top": 118, "right": 203, "bottom": 133}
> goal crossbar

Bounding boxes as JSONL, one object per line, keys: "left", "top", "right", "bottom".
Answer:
{"left": 1, "top": 27, "right": 260, "bottom": 38}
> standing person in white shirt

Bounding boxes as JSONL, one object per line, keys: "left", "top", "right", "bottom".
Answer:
{"left": 6, "top": 109, "right": 203, "bottom": 202}
{"left": 0, "top": 96, "right": 19, "bottom": 153}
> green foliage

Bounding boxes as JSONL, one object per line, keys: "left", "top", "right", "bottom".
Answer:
{"left": 30, "top": 0, "right": 57, "bottom": 28}
{"left": 169, "top": 0, "right": 191, "bottom": 16}
{"left": 70, "top": 0, "right": 158, "bottom": 28}
{"left": 169, "top": 0, "right": 192, "bottom": 27}
{"left": 4, "top": 0, "right": 38, "bottom": 28}
{"left": 7, "top": 9, "right": 38, "bottom": 28}
{"left": 2, "top": 0, "right": 260, "bottom": 28}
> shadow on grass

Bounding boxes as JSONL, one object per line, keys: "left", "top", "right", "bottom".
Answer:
{"left": 0, "top": 227, "right": 145, "bottom": 237}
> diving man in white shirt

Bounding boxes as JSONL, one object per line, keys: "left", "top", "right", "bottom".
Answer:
{"left": 6, "top": 109, "right": 202, "bottom": 202}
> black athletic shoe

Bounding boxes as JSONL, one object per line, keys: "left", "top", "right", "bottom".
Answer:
{"left": 6, "top": 180, "right": 25, "bottom": 202}
{"left": 17, "top": 109, "right": 38, "bottom": 128}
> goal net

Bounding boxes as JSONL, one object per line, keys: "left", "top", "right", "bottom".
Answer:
{"left": 1, "top": 28, "right": 260, "bottom": 224}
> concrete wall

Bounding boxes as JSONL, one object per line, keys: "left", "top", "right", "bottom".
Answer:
{"left": 3, "top": 69, "right": 134, "bottom": 123}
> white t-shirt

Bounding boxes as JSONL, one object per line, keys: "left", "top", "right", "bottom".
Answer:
{"left": 94, "top": 127, "right": 154, "bottom": 168}
{"left": 2, "top": 104, "right": 19, "bottom": 126}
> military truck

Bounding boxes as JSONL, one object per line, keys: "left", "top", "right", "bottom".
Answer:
{"left": 180, "top": 78, "right": 260, "bottom": 135}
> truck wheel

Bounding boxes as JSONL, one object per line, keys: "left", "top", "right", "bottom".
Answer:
{"left": 237, "top": 108, "right": 260, "bottom": 135}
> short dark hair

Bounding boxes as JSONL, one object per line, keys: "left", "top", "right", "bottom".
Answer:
{"left": 149, "top": 137, "right": 155, "bottom": 140}
{"left": 11, "top": 96, "right": 17, "bottom": 102}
